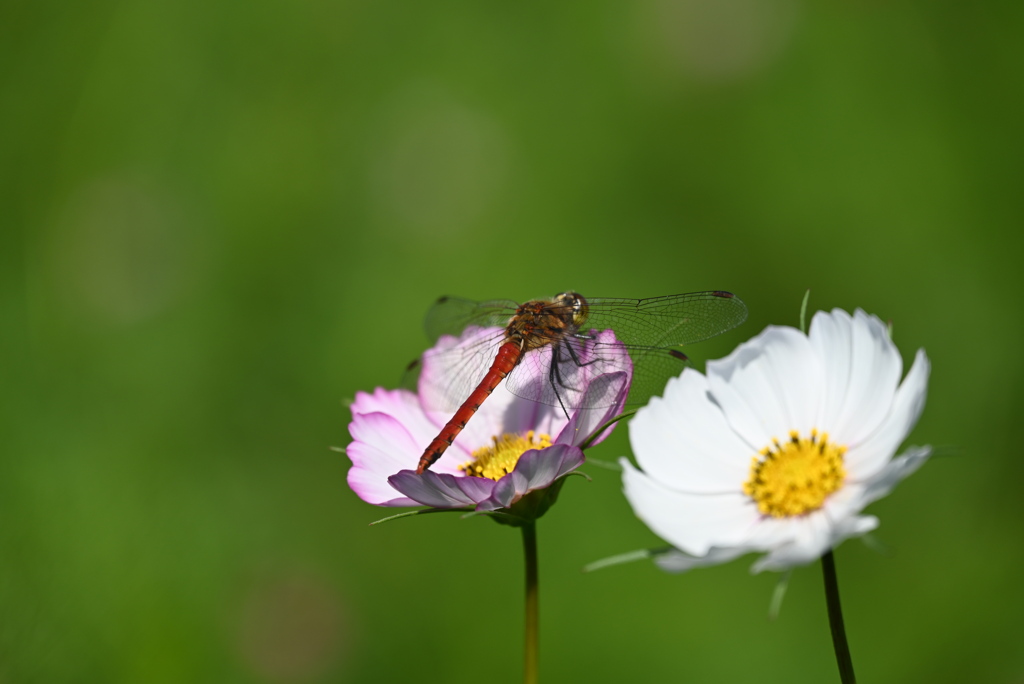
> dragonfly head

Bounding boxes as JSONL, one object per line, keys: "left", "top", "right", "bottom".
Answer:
{"left": 554, "top": 291, "right": 589, "bottom": 328}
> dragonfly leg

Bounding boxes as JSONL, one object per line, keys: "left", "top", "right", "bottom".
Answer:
{"left": 551, "top": 345, "right": 572, "bottom": 387}
{"left": 547, "top": 348, "right": 571, "bottom": 420}
{"left": 564, "top": 337, "right": 604, "bottom": 369}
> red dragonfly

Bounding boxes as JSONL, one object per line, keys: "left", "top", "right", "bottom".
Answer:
{"left": 411, "top": 291, "right": 748, "bottom": 474}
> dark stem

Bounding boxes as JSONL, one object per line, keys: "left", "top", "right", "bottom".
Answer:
{"left": 821, "top": 550, "right": 856, "bottom": 683}
{"left": 522, "top": 521, "right": 539, "bottom": 684}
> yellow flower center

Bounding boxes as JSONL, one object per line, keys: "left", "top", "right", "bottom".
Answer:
{"left": 743, "top": 429, "right": 847, "bottom": 518}
{"left": 459, "top": 431, "right": 553, "bottom": 481}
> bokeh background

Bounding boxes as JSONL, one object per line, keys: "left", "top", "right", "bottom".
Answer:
{"left": 3, "top": 1, "right": 1023, "bottom": 682}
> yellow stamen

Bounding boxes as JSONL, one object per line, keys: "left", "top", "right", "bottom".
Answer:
{"left": 459, "top": 431, "right": 553, "bottom": 481}
{"left": 743, "top": 429, "right": 847, "bottom": 518}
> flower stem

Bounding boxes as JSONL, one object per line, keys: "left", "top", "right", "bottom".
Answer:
{"left": 522, "top": 521, "right": 539, "bottom": 684}
{"left": 821, "top": 550, "right": 856, "bottom": 684}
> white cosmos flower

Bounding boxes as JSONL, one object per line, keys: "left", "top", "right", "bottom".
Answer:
{"left": 621, "top": 308, "right": 931, "bottom": 573}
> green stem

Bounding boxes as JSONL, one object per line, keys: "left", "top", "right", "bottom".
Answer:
{"left": 578, "top": 410, "right": 636, "bottom": 450}
{"left": 522, "top": 521, "right": 539, "bottom": 684}
{"left": 821, "top": 550, "right": 856, "bottom": 683}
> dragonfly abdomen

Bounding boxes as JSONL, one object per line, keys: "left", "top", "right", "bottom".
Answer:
{"left": 415, "top": 340, "right": 524, "bottom": 474}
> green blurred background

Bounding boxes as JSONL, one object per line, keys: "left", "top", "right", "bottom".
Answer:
{"left": 3, "top": 0, "right": 1023, "bottom": 682}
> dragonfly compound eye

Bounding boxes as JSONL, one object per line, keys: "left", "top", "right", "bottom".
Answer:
{"left": 555, "top": 291, "right": 589, "bottom": 327}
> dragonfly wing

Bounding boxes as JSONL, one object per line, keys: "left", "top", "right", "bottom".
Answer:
{"left": 580, "top": 292, "right": 748, "bottom": 407}
{"left": 504, "top": 330, "right": 637, "bottom": 410}
{"left": 416, "top": 325, "right": 507, "bottom": 413}
{"left": 399, "top": 356, "right": 423, "bottom": 393}
{"left": 606, "top": 342, "right": 690, "bottom": 407}
{"left": 417, "top": 291, "right": 746, "bottom": 416}
{"left": 584, "top": 292, "right": 748, "bottom": 348}
{"left": 424, "top": 296, "right": 518, "bottom": 343}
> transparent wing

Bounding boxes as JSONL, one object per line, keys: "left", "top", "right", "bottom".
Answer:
{"left": 583, "top": 291, "right": 749, "bottom": 349}
{"left": 504, "top": 331, "right": 636, "bottom": 411}
{"left": 415, "top": 291, "right": 748, "bottom": 413}
{"left": 423, "top": 296, "right": 518, "bottom": 343}
{"left": 415, "top": 296, "right": 518, "bottom": 411}
{"left": 505, "top": 291, "right": 748, "bottom": 409}
{"left": 415, "top": 326, "right": 508, "bottom": 412}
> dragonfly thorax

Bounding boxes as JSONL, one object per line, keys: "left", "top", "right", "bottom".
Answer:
{"left": 505, "top": 292, "right": 591, "bottom": 353}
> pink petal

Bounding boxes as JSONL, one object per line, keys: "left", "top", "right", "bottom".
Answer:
{"left": 388, "top": 469, "right": 496, "bottom": 508}
{"left": 351, "top": 388, "right": 470, "bottom": 474}
{"left": 557, "top": 371, "right": 630, "bottom": 448}
{"left": 480, "top": 445, "right": 583, "bottom": 510}
{"left": 346, "top": 412, "right": 421, "bottom": 506}
{"left": 452, "top": 382, "right": 565, "bottom": 453}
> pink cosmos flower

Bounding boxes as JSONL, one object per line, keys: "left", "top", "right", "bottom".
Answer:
{"left": 346, "top": 327, "right": 632, "bottom": 515}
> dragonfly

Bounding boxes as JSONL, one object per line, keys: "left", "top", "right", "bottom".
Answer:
{"left": 410, "top": 291, "right": 748, "bottom": 474}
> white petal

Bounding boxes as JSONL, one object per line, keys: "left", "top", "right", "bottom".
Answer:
{"left": 621, "top": 459, "right": 758, "bottom": 556}
{"left": 750, "top": 513, "right": 834, "bottom": 573}
{"left": 818, "top": 478, "right": 870, "bottom": 522}
{"left": 808, "top": 308, "right": 853, "bottom": 429}
{"left": 706, "top": 326, "right": 823, "bottom": 450}
{"left": 858, "top": 445, "right": 932, "bottom": 506}
{"left": 654, "top": 546, "right": 749, "bottom": 573}
{"left": 845, "top": 349, "right": 930, "bottom": 480}
{"left": 740, "top": 514, "right": 801, "bottom": 550}
{"left": 819, "top": 310, "right": 903, "bottom": 446}
{"left": 629, "top": 369, "right": 750, "bottom": 492}
{"left": 748, "top": 506, "right": 879, "bottom": 573}
{"left": 830, "top": 514, "right": 879, "bottom": 545}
